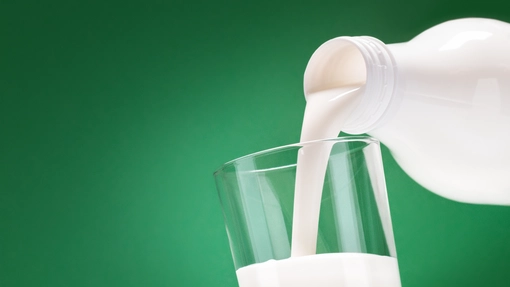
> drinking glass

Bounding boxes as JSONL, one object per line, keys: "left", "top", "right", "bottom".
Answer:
{"left": 214, "top": 136, "right": 401, "bottom": 287}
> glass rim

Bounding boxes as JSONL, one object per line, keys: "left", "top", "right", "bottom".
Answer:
{"left": 213, "top": 135, "right": 379, "bottom": 176}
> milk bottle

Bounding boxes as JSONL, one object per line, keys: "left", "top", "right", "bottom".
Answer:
{"left": 303, "top": 18, "right": 510, "bottom": 205}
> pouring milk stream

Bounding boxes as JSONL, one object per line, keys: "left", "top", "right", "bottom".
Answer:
{"left": 234, "top": 18, "right": 510, "bottom": 287}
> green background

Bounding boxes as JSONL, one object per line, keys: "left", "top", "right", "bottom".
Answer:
{"left": 2, "top": 1, "right": 510, "bottom": 286}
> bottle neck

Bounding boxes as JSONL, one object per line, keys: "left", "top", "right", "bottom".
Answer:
{"left": 303, "top": 36, "right": 398, "bottom": 134}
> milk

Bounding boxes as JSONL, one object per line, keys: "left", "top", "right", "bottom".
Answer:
{"left": 291, "top": 86, "right": 364, "bottom": 256}
{"left": 236, "top": 253, "right": 400, "bottom": 287}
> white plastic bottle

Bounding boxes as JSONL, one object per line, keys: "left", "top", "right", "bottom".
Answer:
{"left": 303, "top": 18, "right": 510, "bottom": 205}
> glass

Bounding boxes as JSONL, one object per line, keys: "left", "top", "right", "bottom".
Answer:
{"left": 214, "top": 137, "right": 401, "bottom": 287}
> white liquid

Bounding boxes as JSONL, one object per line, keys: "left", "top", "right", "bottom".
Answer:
{"left": 291, "top": 85, "right": 364, "bottom": 256}
{"left": 236, "top": 253, "right": 400, "bottom": 287}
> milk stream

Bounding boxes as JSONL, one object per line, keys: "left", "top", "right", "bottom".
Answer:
{"left": 291, "top": 85, "right": 364, "bottom": 257}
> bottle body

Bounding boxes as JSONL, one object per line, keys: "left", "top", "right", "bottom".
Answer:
{"left": 304, "top": 18, "right": 510, "bottom": 204}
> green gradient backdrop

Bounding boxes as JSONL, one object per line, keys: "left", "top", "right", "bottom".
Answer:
{"left": 2, "top": 1, "right": 510, "bottom": 286}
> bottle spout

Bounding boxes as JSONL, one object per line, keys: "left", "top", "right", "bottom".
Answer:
{"left": 303, "top": 36, "right": 398, "bottom": 134}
